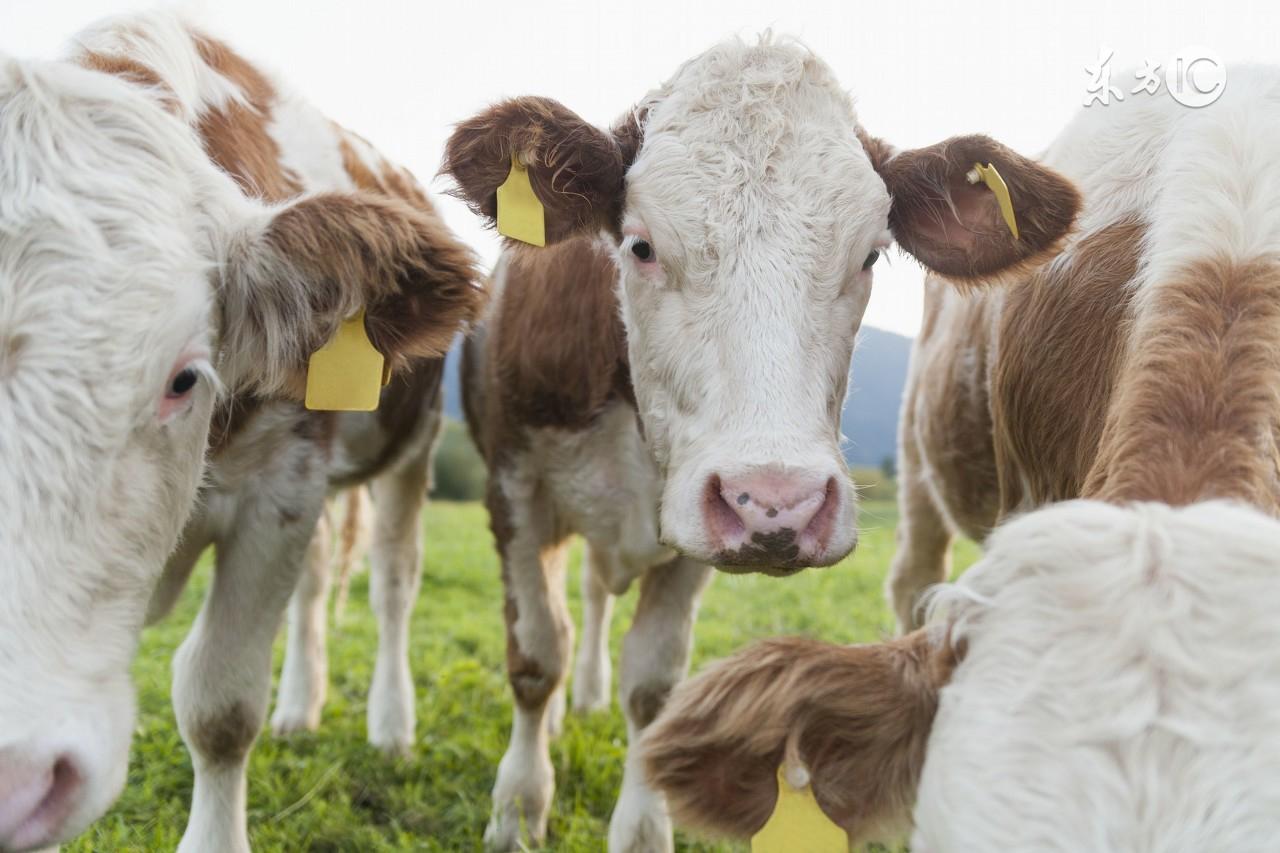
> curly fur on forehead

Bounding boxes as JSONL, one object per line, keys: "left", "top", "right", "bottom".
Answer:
{"left": 645, "top": 33, "right": 854, "bottom": 137}
{"left": 627, "top": 34, "right": 883, "bottom": 275}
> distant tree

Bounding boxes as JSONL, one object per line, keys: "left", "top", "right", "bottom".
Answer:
{"left": 880, "top": 455, "right": 897, "bottom": 480}
{"left": 431, "top": 419, "right": 487, "bottom": 501}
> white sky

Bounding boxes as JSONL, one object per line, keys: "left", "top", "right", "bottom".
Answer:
{"left": 3, "top": 0, "right": 1276, "bottom": 336}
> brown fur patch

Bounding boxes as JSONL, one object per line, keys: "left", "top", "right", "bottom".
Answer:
{"left": 441, "top": 97, "right": 636, "bottom": 243}
{"left": 642, "top": 631, "right": 954, "bottom": 841}
{"left": 629, "top": 682, "right": 674, "bottom": 730}
{"left": 1086, "top": 257, "right": 1280, "bottom": 509}
{"left": 192, "top": 34, "right": 301, "bottom": 203}
{"left": 488, "top": 238, "right": 631, "bottom": 434}
{"left": 188, "top": 701, "right": 259, "bottom": 765}
{"left": 257, "top": 192, "right": 484, "bottom": 395}
{"left": 878, "top": 134, "right": 1080, "bottom": 282}
{"left": 78, "top": 50, "right": 173, "bottom": 104}
{"left": 991, "top": 219, "right": 1144, "bottom": 511}
{"left": 485, "top": 480, "right": 562, "bottom": 710}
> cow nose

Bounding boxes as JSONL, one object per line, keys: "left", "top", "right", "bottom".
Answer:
{"left": 0, "top": 747, "right": 82, "bottom": 851}
{"left": 702, "top": 469, "right": 839, "bottom": 570}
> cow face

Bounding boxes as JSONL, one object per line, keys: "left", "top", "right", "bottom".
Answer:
{"left": 444, "top": 36, "right": 1077, "bottom": 573}
{"left": 0, "top": 59, "right": 479, "bottom": 850}
{"left": 643, "top": 500, "right": 1280, "bottom": 849}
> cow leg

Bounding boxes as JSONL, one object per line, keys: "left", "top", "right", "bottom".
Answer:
{"left": 886, "top": 445, "right": 953, "bottom": 633}
{"left": 366, "top": 448, "right": 432, "bottom": 755}
{"left": 571, "top": 543, "right": 615, "bottom": 714}
{"left": 173, "top": 491, "right": 323, "bottom": 853}
{"left": 485, "top": 487, "right": 572, "bottom": 852}
{"left": 145, "top": 511, "right": 213, "bottom": 625}
{"left": 271, "top": 511, "right": 333, "bottom": 735}
{"left": 609, "top": 556, "right": 712, "bottom": 853}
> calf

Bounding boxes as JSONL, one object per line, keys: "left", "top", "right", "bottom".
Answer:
{"left": 642, "top": 67, "right": 1280, "bottom": 849}
{"left": 0, "top": 12, "right": 481, "bottom": 852}
{"left": 443, "top": 34, "right": 1075, "bottom": 852}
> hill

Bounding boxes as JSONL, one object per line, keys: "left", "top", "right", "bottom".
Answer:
{"left": 441, "top": 325, "right": 912, "bottom": 468}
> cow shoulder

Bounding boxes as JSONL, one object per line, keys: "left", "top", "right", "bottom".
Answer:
{"left": 491, "top": 238, "right": 631, "bottom": 433}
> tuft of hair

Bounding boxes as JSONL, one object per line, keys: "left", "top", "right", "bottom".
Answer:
{"left": 440, "top": 97, "right": 631, "bottom": 243}
{"left": 219, "top": 191, "right": 485, "bottom": 398}
{"left": 640, "top": 630, "right": 955, "bottom": 843}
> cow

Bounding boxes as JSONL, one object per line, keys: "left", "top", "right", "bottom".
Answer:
{"left": 441, "top": 34, "right": 1076, "bottom": 852}
{"left": 640, "top": 66, "right": 1280, "bottom": 850}
{"left": 0, "top": 11, "right": 482, "bottom": 852}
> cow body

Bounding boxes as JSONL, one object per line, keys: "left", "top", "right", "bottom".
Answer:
{"left": 443, "top": 34, "right": 1078, "bottom": 852}
{"left": 889, "top": 66, "right": 1280, "bottom": 630}
{"left": 643, "top": 65, "right": 1280, "bottom": 852}
{"left": 0, "top": 12, "right": 481, "bottom": 851}
{"left": 464, "top": 239, "right": 711, "bottom": 851}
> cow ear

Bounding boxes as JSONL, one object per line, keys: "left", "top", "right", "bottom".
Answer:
{"left": 640, "top": 631, "right": 954, "bottom": 843}
{"left": 218, "top": 192, "right": 485, "bottom": 398}
{"left": 441, "top": 96, "right": 637, "bottom": 244}
{"left": 866, "top": 133, "right": 1080, "bottom": 282}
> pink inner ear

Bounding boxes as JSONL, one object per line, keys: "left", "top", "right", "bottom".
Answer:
{"left": 910, "top": 181, "right": 993, "bottom": 252}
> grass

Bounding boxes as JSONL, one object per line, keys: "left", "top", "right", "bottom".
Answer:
{"left": 68, "top": 499, "right": 980, "bottom": 852}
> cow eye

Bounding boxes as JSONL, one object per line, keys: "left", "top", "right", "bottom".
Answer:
{"left": 631, "top": 239, "right": 655, "bottom": 262}
{"left": 167, "top": 368, "right": 199, "bottom": 398}
{"left": 863, "top": 250, "right": 880, "bottom": 271}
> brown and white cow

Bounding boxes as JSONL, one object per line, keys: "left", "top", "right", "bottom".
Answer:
{"left": 442, "top": 35, "right": 1075, "bottom": 852}
{"left": 0, "top": 12, "right": 482, "bottom": 852}
{"left": 642, "top": 67, "right": 1280, "bottom": 850}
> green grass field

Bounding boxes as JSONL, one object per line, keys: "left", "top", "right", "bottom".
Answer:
{"left": 68, "top": 499, "right": 979, "bottom": 852}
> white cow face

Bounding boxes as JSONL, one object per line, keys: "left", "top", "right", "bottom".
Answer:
{"left": 644, "top": 500, "right": 1280, "bottom": 850}
{"left": 444, "top": 35, "right": 1077, "bottom": 573}
{"left": 0, "top": 59, "right": 479, "bottom": 850}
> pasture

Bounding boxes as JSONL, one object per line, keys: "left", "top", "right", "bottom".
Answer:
{"left": 68, "top": 496, "right": 979, "bottom": 852}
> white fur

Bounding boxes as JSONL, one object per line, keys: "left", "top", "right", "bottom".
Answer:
{"left": 913, "top": 500, "right": 1280, "bottom": 852}
{"left": 615, "top": 35, "right": 886, "bottom": 565}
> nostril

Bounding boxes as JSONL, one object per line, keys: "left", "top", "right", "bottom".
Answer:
{"left": 703, "top": 475, "right": 746, "bottom": 543}
{"left": 0, "top": 752, "right": 83, "bottom": 850}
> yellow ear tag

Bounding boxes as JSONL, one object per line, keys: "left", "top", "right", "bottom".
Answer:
{"left": 751, "top": 766, "right": 848, "bottom": 853}
{"left": 304, "top": 308, "right": 385, "bottom": 411}
{"left": 967, "top": 162, "right": 1020, "bottom": 241}
{"left": 496, "top": 154, "right": 546, "bottom": 247}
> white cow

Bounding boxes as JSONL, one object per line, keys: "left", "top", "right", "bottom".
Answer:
{"left": 0, "top": 12, "right": 481, "bottom": 851}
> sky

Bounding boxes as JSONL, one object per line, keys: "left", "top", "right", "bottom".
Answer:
{"left": 3, "top": 0, "right": 1276, "bottom": 337}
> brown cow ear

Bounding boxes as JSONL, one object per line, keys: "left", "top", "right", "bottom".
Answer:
{"left": 640, "top": 631, "right": 955, "bottom": 843}
{"left": 868, "top": 133, "right": 1080, "bottom": 281}
{"left": 218, "top": 191, "right": 485, "bottom": 398}
{"left": 441, "top": 96, "right": 638, "bottom": 244}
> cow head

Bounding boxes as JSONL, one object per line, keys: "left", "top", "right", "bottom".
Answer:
{"left": 0, "top": 57, "right": 480, "bottom": 850}
{"left": 642, "top": 500, "right": 1280, "bottom": 849}
{"left": 443, "top": 36, "right": 1077, "bottom": 573}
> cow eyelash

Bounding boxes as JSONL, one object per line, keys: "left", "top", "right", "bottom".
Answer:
{"left": 863, "top": 250, "right": 881, "bottom": 271}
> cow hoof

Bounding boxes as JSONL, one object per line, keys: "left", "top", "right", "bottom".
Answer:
{"left": 608, "top": 809, "right": 673, "bottom": 853}
{"left": 609, "top": 783, "right": 673, "bottom": 853}
{"left": 270, "top": 705, "right": 320, "bottom": 736}
{"left": 483, "top": 807, "right": 547, "bottom": 852}
{"left": 368, "top": 730, "right": 414, "bottom": 758}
